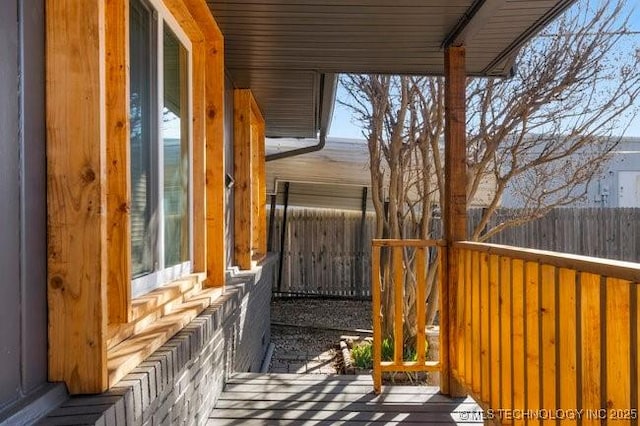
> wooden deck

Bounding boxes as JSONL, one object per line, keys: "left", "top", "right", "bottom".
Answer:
{"left": 208, "top": 373, "right": 482, "bottom": 425}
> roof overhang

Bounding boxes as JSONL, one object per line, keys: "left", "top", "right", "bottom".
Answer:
{"left": 208, "top": 0, "right": 576, "bottom": 139}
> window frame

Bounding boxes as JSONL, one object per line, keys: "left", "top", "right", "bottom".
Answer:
{"left": 129, "top": 0, "right": 195, "bottom": 299}
{"left": 46, "top": 0, "right": 228, "bottom": 394}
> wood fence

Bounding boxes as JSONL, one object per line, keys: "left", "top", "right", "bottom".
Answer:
{"left": 472, "top": 208, "right": 640, "bottom": 263}
{"left": 270, "top": 207, "right": 640, "bottom": 298}
{"left": 269, "top": 207, "right": 376, "bottom": 297}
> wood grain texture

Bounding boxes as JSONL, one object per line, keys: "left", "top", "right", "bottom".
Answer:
{"left": 191, "top": 41, "right": 207, "bottom": 273}
{"left": 443, "top": 45, "right": 466, "bottom": 397}
{"left": 456, "top": 248, "right": 466, "bottom": 383}
{"left": 606, "top": 278, "right": 631, "bottom": 425}
{"left": 180, "top": 0, "right": 227, "bottom": 285}
{"left": 256, "top": 119, "right": 267, "bottom": 255}
{"left": 454, "top": 241, "right": 640, "bottom": 283}
{"left": 464, "top": 249, "right": 472, "bottom": 386}
{"left": 206, "top": 31, "right": 226, "bottom": 285}
{"left": 500, "top": 257, "right": 512, "bottom": 413}
{"left": 249, "top": 96, "right": 266, "bottom": 259}
{"left": 439, "top": 245, "right": 450, "bottom": 395}
{"left": 46, "top": 0, "right": 108, "bottom": 393}
{"left": 233, "top": 89, "right": 253, "bottom": 270}
{"left": 392, "top": 246, "right": 404, "bottom": 365}
{"left": 416, "top": 247, "right": 427, "bottom": 365}
{"left": 105, "top": 0, "right": 131, "bottom": 324}
{"left": 479, "top": 253, "right": 490, "bottom": 404}
{"left": 470, "top": 250, "right": 480, "bottom": 394}
{"left": 371, "top": 246, "right": 382, "bottom": 394}
{"left": 443, "top": 46, "right": 466, "bottom": 243}
{"left": 558, "top": 268, "right": 577, "bottom": 425}
{"left": 511, "top": 258, "right": 525, "bottom": 426}
{"left": 524, "top": 261, "right": 540, "bottom": 426}
{"left": 489, "top": 254, "right": 501, "bottom": 409}
{"left": 540, "top": 265, "right": 556, "bottom": 426}
{"left": 580, "top": 272, "right": 601, "bottom": 425}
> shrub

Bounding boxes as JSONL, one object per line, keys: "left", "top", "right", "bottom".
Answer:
{"left": 351, "top": 338, "right": 428, "bottom": 369}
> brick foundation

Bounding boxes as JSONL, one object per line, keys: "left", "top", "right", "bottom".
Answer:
{"left": 39, "top": 256, "right": 275, "bottom": 426}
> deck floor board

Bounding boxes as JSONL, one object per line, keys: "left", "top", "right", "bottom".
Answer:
{"left": 208, "top": 373, "right": 482, "bottom": 425}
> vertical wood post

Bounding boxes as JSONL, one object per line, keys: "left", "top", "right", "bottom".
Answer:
{"left": 252, "top": 111, "right": 267, "bottom": 258}
{"left": 46, "top": 0, "right": 108, "bottom": 393}
{"left": 205, "top": 28, "right": 226, "bottom": 286}
{"left": 233, "top": 89, "right": 254, "bottom": 269}
{"left": 443, "top": 45, "right": 467, "bottom": 397}
{"left": 234, "top": 89, "right": 265, "bottom": 269}
{"left": 182, "top": 0, "right": 227, "bottom": 287}
{"left": 105, "top": 0, "right": 131, "bottom": 324}
{"left": 191, "top": 41, "right": 207, "bottom": 274}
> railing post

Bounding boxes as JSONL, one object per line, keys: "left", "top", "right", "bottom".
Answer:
{"left": 443, "top": 45, "right": 467, "bottom": 397}
{"left": 371, "top": 244, "right": 382, "bottom": 394}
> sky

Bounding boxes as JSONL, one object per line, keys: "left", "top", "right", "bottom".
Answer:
{"left": 329, "top": 2, "right": 640, "bottom": 140}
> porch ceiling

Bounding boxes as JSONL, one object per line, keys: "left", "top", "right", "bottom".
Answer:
{"left": 208, "top": 0, "right": 575, "bottom": 138}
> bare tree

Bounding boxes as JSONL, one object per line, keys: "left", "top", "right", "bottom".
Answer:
{"left": 341, "top": 0, "right": 640, "bottom": 342}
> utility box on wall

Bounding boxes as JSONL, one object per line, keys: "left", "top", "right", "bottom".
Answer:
{"left": 618, "top": 171, "right": 640, "bottom": 207}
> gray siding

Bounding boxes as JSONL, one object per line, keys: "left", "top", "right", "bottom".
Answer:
{"left": 0, "top": 0, "right": 48, "bottom": 416}
{"left": 501, "top": 138, "right": 640, "bottom": 208}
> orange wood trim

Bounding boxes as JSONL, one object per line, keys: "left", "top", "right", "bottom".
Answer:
{"left": 444, "top": 45, "right": 467, "bottom": 397}
{"left": 191, "top": 40, "right": 207, "bottom": 273}
{"left": 454, "top": 241, "right": 640, "bottom": 283}
{"left": 371, "top": 245, "right": 382, "bottom": 394}
{"left": 233, "top": 89, "right": 253, "bottom": 270}
{"left": 205, "top": 31, "right": 226, "bottom": 285}
{"left": 107, "top": 285, "right": 222, "bottom": 386}
{"left": 46, "top": 0, "right": 109, "bottom": 394}
{"left": 392, "top": 247, "right": 404, "bottom": 365}
{"left": 106, "top": 0, "right": 132, "bottom": 324}
{"left": 371, "top": 239, "right": 446, "bottom": 247}
{"left": 179, "top": 0, "right": 226, "bottom": 286}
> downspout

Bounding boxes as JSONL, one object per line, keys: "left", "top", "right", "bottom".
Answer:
{"left": 265, "top": 73, "right": 336, "bottom": 162}
{"left": 265, "top": 130, "right": 327, "bottom": 162}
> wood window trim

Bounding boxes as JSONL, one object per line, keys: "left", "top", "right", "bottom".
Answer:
{"left": 233, "top": 89, "right": 267, "bottom": 270}
{"left": 46, "top": 0, "right": 226, "bottom": 394}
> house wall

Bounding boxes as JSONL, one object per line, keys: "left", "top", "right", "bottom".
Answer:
{"left": 0, "top": 0, "right": 57, "bottom": 420}
{"left": 40, "top": 258, "right": 275, "bottom": 426}
{"left": 501, "top": 137, "right": 640, "bottom": 208}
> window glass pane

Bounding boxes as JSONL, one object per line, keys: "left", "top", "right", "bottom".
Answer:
{"left": 162, "top": 27, "right": 190, "bottom": 267}
{"left": 129, "top": 0, "right": 156, "bottom": 277}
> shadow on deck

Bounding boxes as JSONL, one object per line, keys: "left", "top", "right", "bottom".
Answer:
{"left": 208, "top": 373, "right": 482, "bottom": 425}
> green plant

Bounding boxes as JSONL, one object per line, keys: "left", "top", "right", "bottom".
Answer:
{"left": 351, "top": 342, "right": 373, "bottom": 369}
{"left": 351, "top": 338, "right": 429, "bottom": 369}
{"left": 381, "top": 338, "right": 393, "bottom": 361}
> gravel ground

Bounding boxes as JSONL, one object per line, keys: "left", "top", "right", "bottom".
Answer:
{"left": 268, "top": 298, "right": 371, "bottom": 374}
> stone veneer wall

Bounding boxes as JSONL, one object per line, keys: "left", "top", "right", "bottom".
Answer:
{"left": 38, "top": 256, "right": 275, "bottom": 426}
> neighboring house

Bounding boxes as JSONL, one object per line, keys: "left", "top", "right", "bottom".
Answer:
{"left": 266, "top": 137, "right": 498, "bottom": 211}
{"left": 0, "top": 0, "right": 584, "bottom": 424}
{"left": 501, "top": 136, "right": 640, "bottom": 207}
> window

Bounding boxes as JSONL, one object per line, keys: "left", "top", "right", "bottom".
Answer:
{"left": 130, "top": 0, "right": 192, "bottom": 298}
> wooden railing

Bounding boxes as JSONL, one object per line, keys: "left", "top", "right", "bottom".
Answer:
{"left": 371, "top": 239, "right": 446, "bottom": 394}
{"left": 453, "top": 242, "right": 640, "bottom": 425}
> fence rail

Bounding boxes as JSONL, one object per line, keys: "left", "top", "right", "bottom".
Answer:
{"left": 452, "top": 241, "right": 640, "bottom": 425}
